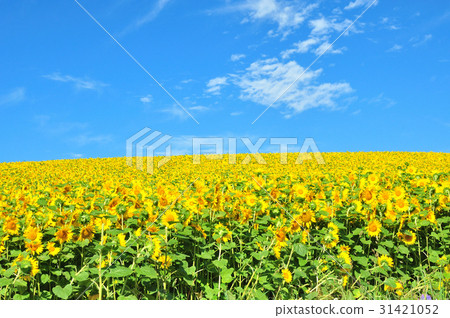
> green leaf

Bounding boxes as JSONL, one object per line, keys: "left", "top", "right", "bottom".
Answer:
{"left": 52, "top": 284, "right": 73, "bottom": 300}
{"left": 106, "top": 266, "right": 133, "bottom": 278}
{"left": 253, "top": 289, "right": 268, "bottom": 300}
{"left": 41, "top": 274, "right": 50, "bottom": 284}
{"left": 251, "top": 250, "right": 269, "bottom": 260}
{"left": 381, "top": 240, "right": 394, "bottom": 248}
{"left": 197, "top": 250, "right": 214, "bottom": 260}
{"left": 74, "top": 271, "right": 90, "bottom": 282}
{"left": 117, "top": 295, "right": 138, "bottom": 300}
{"left": 384, "top": 278, "right": 397, "bottom": 288}
{"left": 136, "top": 266, "right": 157, "bottom": 279}
{"left": 221, "top": 268, "right": 234, "bottom": 284}
{"left": 305, "top": 291, "right": 319, "bottom": 300}
{"left": 377, "top": 246, "right": 389, "bottom": 255}
{"left": 0, "top": 278, "right": 13, "bottom": 287}
{"left": 398, "top": 245, "right": 409, "bottom": 255}
{"left": 212, "top": 259, "right": 228, "bottom": 269}
{"left": 294, "top": 243, "right": 308, "bottom": 257}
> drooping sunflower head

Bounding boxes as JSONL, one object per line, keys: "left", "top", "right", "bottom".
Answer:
{"left": 79, "top": 225, "right": 95, "bottom": 242}
{"left": 55, "top": 225, "right": 73, "bottom": 244}
{"left": 47, "top": 242, "right": 61, "bottom": 256}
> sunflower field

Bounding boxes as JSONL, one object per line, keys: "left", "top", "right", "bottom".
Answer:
{"left": 0, "top": 152, "right": 449, "bottom": 300}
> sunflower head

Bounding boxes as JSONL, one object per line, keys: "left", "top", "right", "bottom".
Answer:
{"left": 366, "top": 219, "right": 382, "bottom": 237}
{"left": 281, "top": 268, "right": 292, "bottom": 283}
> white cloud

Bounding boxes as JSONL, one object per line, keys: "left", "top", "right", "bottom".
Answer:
{"left": 282, "top": 36, "right": 344, "bottom": 58}
{"left": 122, "top": 0, "right": 171, "bottom": 34}
{"left": 232, "top": 58, "right": 352, "bottom": 115}
{"left": 231, "top": 54, "right": 246, "bottom": 62}
{"left": 344, "top": 0, "right": 378, "bottom": 10}
{"left": 314, "top": 40, "right": 345, "bottom": 55}
{"left": 411, "top": 34, "right": 432, "bottom": 47}
{"left": 181, "top": 79, "right": 193, "bottom": 84}
{"left": 44, "top": 73, "right": 107, "bottom": 90}
{"left": 281, "top": 37, "right": 320, "bottom": 58}
{"left": 218, "top": 0, "right": 318, "bottom": 37}
{"left": 309, "top": 17, "right": 352, "bottom": 35}
{"left": 230, "top": 111, "right": 243, "bottom": 116}
{"left": 0, "top": 87, "right": 25, "bottom": 106}
{"left": 206, "top": 76, "right": 228, "bottom": 94}
{"left": 387, "top": 44, "right": 402, "bottom": 52}
{"left": 70, "top": 134, "right": 112, "bottom": 146}
{"left": 140, "top": 94, "right": 152, "bottom": 103}
{"left": 70, "top": 153, "right": 84, "bottom": 159}
{"left": 189, "top": 105, "right": 209, "bottom": 111}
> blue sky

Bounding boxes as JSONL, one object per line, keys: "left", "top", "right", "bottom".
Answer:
{"left": 0, "top": 0, "right": 449, "bottom": 162}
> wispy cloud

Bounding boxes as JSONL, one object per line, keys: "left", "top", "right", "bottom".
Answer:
{"left": 366, "top": 93, "right": 396, "bottom": 108}
{"left": 344, "top": 0, "right": 378, "bottom": 10}
{"left": 43, "top": 73, "right": 107, "bottom": 90}
{"left": 228, "top": 58, "right": 353, "bottom": 116}
{"left": 387, "top": 44, "right": 402, "bottom": 52}
{"left": 309, "top": 17, "right": 353, "bottom": 36}
{"left": 231, "top": 54, "right": 246, "bottom": 62}
{"left": 214, "top": 0, "right": 318, "bottom": 37}
{"left": 140, "top": 94, "right": 153, "bottom": 103}
{"left": 189, "top": 105, "right": 209, "bottom": 112}
{"left": 230, "top": 111, "right": 243, "bottom": 116}
{"left": 0, "top": 87, "right": 25, "bottom": 106}
{"left": 70, "top": 134, "right": 113, "bottom": 146}
{"left": 122, "top": 0, "right": 171, "bottom": 34}
{"left": 206, "top": 76, "right": 228, "bottom": 94}
{"left": 411, "top": 34, "right": 432, "bottom": 47}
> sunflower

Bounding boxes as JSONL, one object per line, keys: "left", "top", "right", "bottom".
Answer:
{"left": 55, "top": 225, "right": 73, "bottom": 244}
{"left": 79, "top": 225, "right": 95, "bottom": 242}
{"left": 298, "top": 209, "right": 316, "bottom": 228}
{"left": 150, "top": 236, "right": 162, "bottom": 260}
{"left": 47, "top": 242, "right": 61, "bottom": 256}
{"left": 94, "top": 217, "right": 112, "bottom": 231}
{"left": 384, "top": 281, "right": 403, "bottom": 296}
{"left": 378, "top": 255, "right": 394, "bottom": 268}
{"left": 281, "top": 268, "right": 292, "bottom": 283}
{"left": 3, "top": 217, "right": 20, "bottom": 235}
{"left": 400, "top": 232, "right": 417, "bottom": 245}
{"left": 273, "top": 241, "right": 287, "bottom": 259}
{"left": 24, "top": 226, "right": 43, "bottom": 241}
{"left": 117, "top": 233, "right": 127, "bottom": 247}
{"left": 157, "top": 255, "right": 172, "bottom": 269}
{"left": 366, "top": 219, "right": 382, "bottom": 237}
{"left": 322, "top": 222, "right": 340, "bottom": 249}
{"left": 13, "top": 254, "right": 39, "bottom": 278}
{"left": 292, "top": 184, "right": 308, "bottom": 199}
{"left": 392, "top": 186, "right": 406, "bottom": 200}
{"left": 395, "top": 198, "right": 409, "bottom": 212}
{"left": 342, "top": 275, "right": 349, "bottom": 287}
{"left": 245, "top": 194, "right": 258, "bottom": 207}
{"left": 25, "top": 240, "right": 44, "bottom": 255}
{"left": 367, "top": 174, "right": 379, "bottom": 184}
{"left": 378, "top": 190, "right": 391, "bottom": 203}
{"left": 161, "top": 210, "right": 179, "bottom": 228}
{"left": 360, "top": 188, "right": 376, "bottom": 204}
{"left": 214, "top": 223, "right": 232, "bottom": 243}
